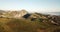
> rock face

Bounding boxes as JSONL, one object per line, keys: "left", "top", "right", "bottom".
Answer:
{"left": 13, "top": 10, "right": 28, "bottom": 18}
{"left": 0, "top": 10, "right": 28, "bottom": 18}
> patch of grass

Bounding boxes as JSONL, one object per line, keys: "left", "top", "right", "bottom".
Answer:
{"left": 0, "top": 18, "right": 60, "bottom": 32}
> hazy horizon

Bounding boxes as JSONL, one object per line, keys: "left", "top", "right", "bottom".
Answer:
{"left": 0, "top": 0, "right": 60, "bottom": 12}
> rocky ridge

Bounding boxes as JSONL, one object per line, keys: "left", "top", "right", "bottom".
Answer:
{"left": 0, "top": 10, "right": 60, "bottom": 25}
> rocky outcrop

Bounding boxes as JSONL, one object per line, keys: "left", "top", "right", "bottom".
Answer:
{"left": 0, "top": 9, "right": 28, "bottom": 18}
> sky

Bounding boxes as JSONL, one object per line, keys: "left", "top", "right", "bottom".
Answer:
{"left": 0, "top": 0, "right": 60, "bottom": 12}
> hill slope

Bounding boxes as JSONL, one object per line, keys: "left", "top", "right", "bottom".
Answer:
{"left": 0, "top": 10, "right": 60, "bottom": 32}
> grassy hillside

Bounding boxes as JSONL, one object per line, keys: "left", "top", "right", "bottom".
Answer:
{"left": 0, "top": 17, "right": 60, "bottom": 32}
{"left": 0, "top": 11, "right": 60, "bottom": 32}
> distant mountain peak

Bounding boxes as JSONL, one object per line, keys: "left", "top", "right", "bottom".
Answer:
{"left": 20, "top": 9, "right": 27, "bottom": 13}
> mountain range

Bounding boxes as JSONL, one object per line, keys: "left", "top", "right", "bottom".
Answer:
{"left": 0, "top": 10, "right": 60, "bottom": 32}
{"left": 0, "top": 10, "right": 60, "bottom": 25}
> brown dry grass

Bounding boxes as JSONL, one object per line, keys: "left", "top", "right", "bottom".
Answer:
{"left": 0, "top": 18, "right": 60, "bottom": 32}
